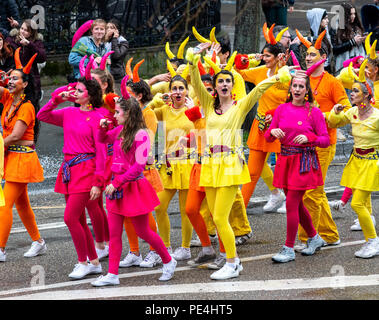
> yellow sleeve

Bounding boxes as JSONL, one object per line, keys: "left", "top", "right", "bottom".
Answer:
{"left": 231, "top": 68, "right": 247, "bottom": 99}
{"left": 327, "top": 109, "right": 351, "bottom": 128}
{"left": 143, "top": 109, "right": 158, "bottom": 144}
{"left": 147, "top": 93, "right": 165, "bottom": 110}
{"left": 235, "top": 65, "right": 265, "bottom": 85}
{"left": 151, "top": 82, "right": 169, "bottom": 96}
{"left": 189, "top": 55, "right": 215, "bottom": 117}
{"left": 238, "top": 75, "right": 278, "bottom": 116}
{"left": 374, "top": 81, "right": 379, "bottom": 109}
{"left": 336, "top": 67, "right": 354, "bottom": 90}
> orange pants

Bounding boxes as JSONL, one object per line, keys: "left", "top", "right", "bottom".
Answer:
{"left": 124, "top": 212, "right": 158, "bottom": 252}
{"left": 0, "top": 182, "right": 41, "bottom": 247}
{"left": 241, "top": 149, "right": 268, "bottom": 207}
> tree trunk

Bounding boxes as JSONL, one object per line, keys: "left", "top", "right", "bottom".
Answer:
{"left": 233, "top": 0, "right": 263, "bottom": 134}
{"left": 233, "top": 0, "right": 262, "bottom": 53}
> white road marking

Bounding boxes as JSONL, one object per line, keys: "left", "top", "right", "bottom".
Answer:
{"left": 3, "top": 273, "right": 379, "bottom": 300}
{"left": 0, "top": 240, "right": 367, "bottom": 299}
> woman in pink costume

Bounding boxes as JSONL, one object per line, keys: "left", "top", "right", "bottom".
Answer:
{"left": 91, "top": 93, "right": 177, "bottom": 287}
{"left": 37, "top": 59, "right": 106, "bottom": 279}
{"left": 265, "top": 75, "right": 330, "bottom": 263}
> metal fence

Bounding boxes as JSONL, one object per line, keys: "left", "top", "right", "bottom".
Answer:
{"left": 16, "top": 0, "right": 221, "bottom": 54}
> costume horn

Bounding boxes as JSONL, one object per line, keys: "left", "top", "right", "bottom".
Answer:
{"left": 132, "top": 59, "right": 145, "bottom": 83}
{"left": 192, "top": 26, "right": 212, "bottom": 44}
{"left": 268, "top": 24, "right": 277, "bottom": 45}
{"left": 100, "top": 51, "right": 114, "bottom": 70}
{"left": 369, "top": 40, "right": 377, "bottom": 60}
{"left": 290, "top": 51, "right": 301, "bottom": 69}
{"left": 79, "top": 55, "right": 87, "bottom": 77}
{"left": 177, "top": 37, "right": 189, "bottom": 60}
{"left": 306, "top": 59, "right": 326, "bottom": 76}
{"left": 314, "top": 29, "right": 326, "bottom": 50}
{"left": 120, "top": 75, "right": 130, "bottom": 100}
{"left": 14, "top": 47, "right": 37, "bottom": 75}
{"left": 262, "top": 23, "right": 271, "bottom": 44}
{"left": 275, "top": 27, "right": 289, "bottom": 42}
{"left": 14, "top": 47, "right": 23, "bottom": 70}
{"left": 209, "top": 27, "right": 219, "bottom": 44}
{"left": 198, "top": 60, "right": 207, "bottom": 76}
{"left": 85, "top": 54, "right": 95, "bottom": 80}
{"left": 296, "top": 29, "right": 312, "bottom": 48}
{"left": 125, "top": 57, "right": 133, "bottom": 77}
{"left": 165, "top": 42, "right": 176, "bottom": 60}
{"left": 72, "top": 20, "right": 93, "bottom": 48}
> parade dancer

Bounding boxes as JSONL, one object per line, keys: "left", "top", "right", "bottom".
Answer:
{"left": 328, "top": 61, "right": 379, "bottom": 258}
{"left": 265, "top": 74, "right": 329, "bottom": 263}
{"left": 0, "top": 49, "right": 46, "bottom": 262}
{"left": 37, "top": 58, "right": 106, "bottom": 279}
{"left": 91, "top": 95, "right": 176, "bottom": 286}
{"left": 187, "top": 46, "right": 292, "bottom": 279}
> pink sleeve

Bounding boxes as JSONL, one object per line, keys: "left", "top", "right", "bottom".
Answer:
{"left": 265, "top": 105, "right": 282, "bottom": 142}
{"left": 112, "top": 130, "right": 150, "bottom": 188}
{"left": 92, "top": 122, "right": 108, "bottom": 188}
{"left": 97, "top": 125, "right": 122, "bottom": 144}
{"left": 37, "top": 100, "right": 65, "bottom": 127}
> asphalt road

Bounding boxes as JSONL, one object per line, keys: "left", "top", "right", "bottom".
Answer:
{"left": 0, "top": 0, "right": 378, "bottom": 305}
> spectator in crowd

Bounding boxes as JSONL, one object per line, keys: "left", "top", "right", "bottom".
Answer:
{"left": 0, "top": 0, "right": 20, "bottom": 38}
{"left": 262, "top": 0, "right": 295, "bottom": 27}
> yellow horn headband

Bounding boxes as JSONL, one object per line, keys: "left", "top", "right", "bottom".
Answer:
{"left": 203, "top": 55, "right": 221, "bottom": 74}
{"left": 347, "top": 62, "right": 356, "bottom": 80}
{"left": 180, "top": 63, "right": 190, "bottom": 80}
{"left": 358, "top": 59, "right": 368, "bottom": 82}
{"left": 275, "top": 27, "right": 289, "bottom": 42}
{"left": 203, "top": 50, "right": 237, "bottom": 74}
{"left": 365, "top": 32, "right": 372, "bottom": 55}
{"left": 177, "top": 36, "right": 189, "bottom": 60}
{"left": 369, "top": 40, "right": 377, "bottom": 60}
{"left": 224, "top": 51, "right": 237, "bottom": 71}
{"left": 165, "top": 42, "right": 175, "bottom": 60}
{"left": 192, "top": 26, "right": 219, "bottom": 44}
{"left": 166, "top": 59, "right": 177, "bottom": 77}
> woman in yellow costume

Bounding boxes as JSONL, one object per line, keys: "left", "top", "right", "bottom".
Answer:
{"left": 187, "top": 43, "right": 291, "bottom": 279}
{"left": 234, "top": 23, "right": 290, "bottom": 211}
{"left": 152, "top": 67, "right": 195, "bottom": 261}
{"left": 328, "top": 59, "right": 379, "bottom": 258}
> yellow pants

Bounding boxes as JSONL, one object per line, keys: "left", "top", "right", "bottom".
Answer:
{"left": 155, "top": 188, "right": 193, "bottom": 248}
{"left": 261, "top": 155, "right": 276, "bottom": 191}
{"left": 200, "top": 188, "right": 252, "bottom": 237}
{"left": 205, "top": 185, "right": 238, "bottom": 259}
{"left": 351, "top": 189, "right": 376, "bottom": 241}
{"left": 298, "top": 144, "right": 340, "bottom": 243}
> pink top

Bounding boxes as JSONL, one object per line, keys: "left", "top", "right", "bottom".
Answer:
{"left": 37, "top": 101, "right": 106, "bottom": 177}
{"left": 265, "top": 102, "right": 330, "bottom": 148}
{"left": 97, "top": 126, "right": 150, "bottom": 189}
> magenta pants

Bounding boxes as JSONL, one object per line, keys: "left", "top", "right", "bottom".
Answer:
{"left": 84, "top": 195, "right": 109, "bottom": 243}
{"left": 107, "top": 211, "right": 172, "bottom": 275}
{"left": 284, "top": 189, "right": 317, "bottom": 248}
{"left": 64, "top": 193, "right": 98, "bottom": 262}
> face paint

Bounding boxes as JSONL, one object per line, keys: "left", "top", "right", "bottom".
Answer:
{"left": 215, "top": 73, "right": 233, "bottom": 97}
{"left": 170, "top": 80, "right": 187, "bottom": 104}
{"left": 305, "top": 46, "right": 321, "bottom": 68}
{"left": 114, "top": 103, "right": 127, "bottom": 125}
{"left": 74, "top": 82, "right": 90, "bottom": 106}
{"left": 351, "top": 83, "right": 365, "bottom": 107}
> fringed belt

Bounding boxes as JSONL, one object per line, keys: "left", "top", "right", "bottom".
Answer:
{"left": 155, "top": 149, "right": 196, "bottom": 176}
{"left": 280, "top": 145, "right": 319, "bottom": 174}
{"left": 7, "top": 145, "right": 35, "bottom": 153}
{"left": 255, "top": 112, "right": 267, "bottom": 131}
{"left": 106, "top": 172, "right": 144, "bottom": 200}
{"left": 107, "top": 143, "right": 113, "bottom": 156}
{"left": 203, "top": 144, "right": 246, "bottom": 165}
{"left": 353, "top": 148, "right": 379, "bottom": 160}
{"left": 62, "top": 153, "right": 95, "bottom": 183}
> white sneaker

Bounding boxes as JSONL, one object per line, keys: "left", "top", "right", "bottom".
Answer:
{"left": 24, "top": 240, "right": 47, "bottom": 258}
{"left": 140, "top": 251, "right": 162, "bottom": 268}
{"left": 329, "top": 200, "right": 345, "bottom": 212}
{"left": 301, "top": 234, "right": 325, "bottom": 256}
{"left": 0, "top": 249, "right": 6, "bottom": 262}
{"left": 263, "top": 191, "right": 285, "bottom": 212}
{"left": 172, "top": 247, "right": 191, "bottom": 261}
{"left": 351, "top": 216, "right": 376, "bottom": 231}
{"left": 119, "top": 251, "right": 142, "bottom": 268}
{"left": 272, "top": 246, "right": 295, "bottom": 263}
{"left": 190, "top": 234, "right": 202, "bottom": 247}
{"left": 91, "top": 273, "right": 120, "bottom": 287}
{"left": 355, "top": 238, "right": 379, "bottom": 259}
{"left": 294, "top": 242, "right": 307, "bottom": 252}
{"left": 276, "top": 202, "right": 287, "bottom": 214}
{"left": 96, "top": 246, "right": 109, "bottom": 260}
{"left": 159, "top": 258, "right": 177, "bottom": 281}
{"left": 68, "top": 263, "right": 102, "bottom": 279}
{"left": 210, "top": 261, "right": 240, "bottom": 280}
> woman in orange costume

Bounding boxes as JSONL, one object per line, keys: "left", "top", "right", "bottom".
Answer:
{"left": 235, "top": 23, "right": 290, "bottom": 208}
{"left": 118, "top": 60, "right": 164, "bottom": 268}
{"left": 0, "top": 48, "right": 46, "bottom": 262}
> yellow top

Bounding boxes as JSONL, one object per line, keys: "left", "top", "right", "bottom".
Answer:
{"left": 150, "top": 81, "right": 197, "bottom": 100}
{"left": 0, "top": 134, "right": 4, "bottom": 206}
{"left": 190, "top": 55, "right": 281, "bottom": 187}
{"left": 328, "top": 107, "right": 379, "bottom": 149}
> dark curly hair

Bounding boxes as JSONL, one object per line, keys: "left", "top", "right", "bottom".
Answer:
{"left": 76, "top": 76, "right": 104, "bottom": 108}
{"left": 127, "top": 79, "right": 153, "bottom": 105}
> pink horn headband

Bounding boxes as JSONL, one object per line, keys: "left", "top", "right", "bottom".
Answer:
{"left": 100, "top": 51, "right": 114, "bottom": 70}
{"left": 120, "top": 75, "right": 130, "bottom": 100}
{"left": 85, "top": 54, "right": 95, "bottom": 80}
{"left": 306, "top": 59, "right": 326, "bottom": 76}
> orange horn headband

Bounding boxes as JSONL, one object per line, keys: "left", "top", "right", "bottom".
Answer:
{"left": 125, "top": 57, "right": 133, "bottom": 78}
{"left": 314, "top": 29, "right": 326, "bottom": 50}
{"left": 295, "top": 29, "right": 312, "bottom": 48}
{"left": 14, "top": 47, "right": 37, "bottom": 74}
{"left": 263, "top": 23, "right": 277, "bottom": 45}
{"left": 132, "top": 59, "right": 145, "bottom": 83}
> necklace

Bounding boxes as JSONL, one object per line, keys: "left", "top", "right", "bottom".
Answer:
{"left": 312, "top": 71, "right": 325, "bottom": 96}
